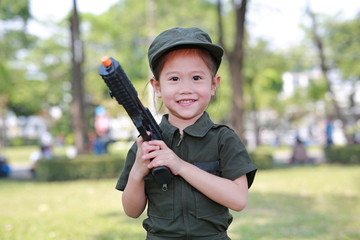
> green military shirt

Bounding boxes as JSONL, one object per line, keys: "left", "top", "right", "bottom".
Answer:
{"left": 116, "top": 112, "right": 257, "bottom": 239}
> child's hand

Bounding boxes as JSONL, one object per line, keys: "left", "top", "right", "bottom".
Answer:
{"left": 132, "top": 135, "right": 158, "bottom": 178}
{"left": 142, "top": 140, "right": 183, "bottom": 175}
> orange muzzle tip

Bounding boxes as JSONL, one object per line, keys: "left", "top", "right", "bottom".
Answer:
{"left": 101, "top": 56, "right": 112, "bottom": 67}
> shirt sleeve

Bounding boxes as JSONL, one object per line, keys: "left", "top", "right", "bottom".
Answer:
{"left": 115, "top": 142, "right": 137, "bottom": 191}
{"left": 218, "top": 127, "right": 257, "bottom": 188}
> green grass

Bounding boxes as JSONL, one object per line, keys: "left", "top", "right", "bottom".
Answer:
{"left": 0, "top": 179, "right": 146, "bottom": 240}
{"left": 2, "top": 145, "right": 39, "bottom": 164}
{"left": 230, "top": 165, "right": 360, "bottom": 239}
{"left": 1, "top": 165, "right": 359, "bottom": 240}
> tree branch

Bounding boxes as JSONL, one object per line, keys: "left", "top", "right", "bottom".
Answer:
{"left": 216, "top": 0, "right": 228, "bottom": 58}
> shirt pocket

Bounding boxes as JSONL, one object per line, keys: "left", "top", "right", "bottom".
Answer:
{"left": 144, "top": 174, "right": 175, "bottom": 220}
{"left": 194, "top": 160, "right": 220, "bottom": 175}
{"left": 193, "top": 161, "right": 227, "bottom": 218}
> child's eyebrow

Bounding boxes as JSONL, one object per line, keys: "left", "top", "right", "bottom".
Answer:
{"left": 163, "top": 70, "right": 208, "bottom": 77}
{"left": 163, "top": 71, "right": 181, "bottom": 76}
{"left": 190, "top": 70, "right": 207, "bottom": 75}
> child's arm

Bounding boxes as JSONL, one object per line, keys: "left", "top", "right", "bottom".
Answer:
{"left": 145, "top": 140, "right": 249, "bottom": 211}
{"left": 176, "top": 162, "right": 248, "bottom": 211}
{"left": 122, "top": 136, "right": 159, "bottom": 218}
{"left": 122, "top": 170, "right": 147, "bottom": 218}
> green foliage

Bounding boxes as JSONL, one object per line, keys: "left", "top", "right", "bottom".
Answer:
{"left": 325, "top": 14, "right": 360, "bottom": 79}
{"left": 244, "top": 39, "right": 288, "bottom": 113}
{"left": 258, "top": 68, "right": 283, "bottom": 92}
{"left": 324, "top": 145, "right": 360, "bottom": 164}
{"left": 8, "top": 76, "right": 50, "bottom": 115}
{"left": 206, "top": 64, "right": 233, "bottom": 121}
{"left": 0, "top": 30, "right": 37, "bottom": 59}
{"left": 0, "top": 0, "right": 31, "bottom": 21}
{"left": 249, "top": 152, "right": 273, "bottom": 170}
{"left": 307, "top": 77, "right": 327, "bottom": 100}
{"left": 0, "top": 0, "right": 35, "bottom": 60}
{"left": 22, "top": 36, "right": 71, "bottom": 102}
{"left": 0, "top": 0, "right": 40, "bottom": 116}
{"left": 50, "top": 113, "right": 74, "bottom": 142}
{"left": 285, "top": 44, "right": 315, "bottom": 72}
{"left": 8, "top": 137, "right": 38, "bottom": 146}
{"left": 0, "top": 62, "right": 11, "bottom": 93}
{"left": 35, "top": 154, "right": 124, "bottom": 181}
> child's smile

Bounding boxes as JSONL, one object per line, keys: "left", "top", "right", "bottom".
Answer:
{"left": 178, "top": 99, "right": 196, "bottom": 105}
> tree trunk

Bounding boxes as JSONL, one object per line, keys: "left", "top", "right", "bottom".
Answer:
{"left": 229, "top": 57, "right": 245, "bottom": 139}
{"left": 217, "top": 0, "right": 247, "bottom": 142}
{"left": 147, "top": 0, "right": 157, "bottom": 114}
{"left": 0, "top": 94, "right": 9, "bottom": 152}
{"left": 248, "top": 79, "right": 260, "bottom": 147}
{"left": 70, "top": 0, "right": 87, "bottom": 153}
{"left": 307, "top": 7, "right": 343, "bottom": 122}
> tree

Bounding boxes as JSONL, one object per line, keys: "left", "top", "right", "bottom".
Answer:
{"left": 325, "top": 13, "right": 360, "bottom": 109}
{"left": 246, "top": 41, "right": 286, "bottom": 145}
{"left": 306, "top": 7, "right": 343, "bottom": 122}
{"left": 216, "top": 0, "right": 248, "bottom": 141}
{"left": 70, "top": 0, "right": 87, "bottom": 153}
{"left": 0, "top": 0, "right": 33, "bottom": 148}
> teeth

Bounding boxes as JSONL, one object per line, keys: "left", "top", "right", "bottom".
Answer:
{"left": 179, "top": 100, "right": 194, "bottom": 104}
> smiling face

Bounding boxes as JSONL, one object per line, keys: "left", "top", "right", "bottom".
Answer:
{"left": 151, "top": 48, "right": 220, "bottom": 130}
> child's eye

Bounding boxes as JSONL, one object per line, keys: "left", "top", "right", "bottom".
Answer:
{"left": 193, "top": 76, "right": 201, "bottom": 81}
{"left": 170, "top": 77, "right": 179, "bottom": 81}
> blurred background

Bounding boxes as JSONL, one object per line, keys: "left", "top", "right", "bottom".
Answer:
{"left": 1, "top": 0, "right": 360, "bottom": 158}
{"left": 1, "top": 0, "right": 360, "bottom": 239}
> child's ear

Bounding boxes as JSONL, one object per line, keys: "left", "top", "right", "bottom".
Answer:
{"left": 211, "top": 75, "right": 221, "bottom": 96}
{"left": 150, "top": 77, "right": 162, "bottom": 98}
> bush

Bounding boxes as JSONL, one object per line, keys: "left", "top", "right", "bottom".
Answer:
{"left": 324, "top": 145, "right": 360, "bottom": 164}
{"left": 35, "top": 154, "right": 125, "bottom": 181}
{"left": 9, "top": 138, "right": 38, "bottom": 147}
{"left": 35, "top": 149, "right": 274, "bottom": 181}
{"left": 249, "top": 152, "right": 273, "bottom": 170}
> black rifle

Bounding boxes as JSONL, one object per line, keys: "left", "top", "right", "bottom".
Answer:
{"left": 99, "top": 56, "right": 172, "bottom": 191}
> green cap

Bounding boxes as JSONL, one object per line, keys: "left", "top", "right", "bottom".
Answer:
{"left": 148, "top": 27, "right": 224, "bottom": 74}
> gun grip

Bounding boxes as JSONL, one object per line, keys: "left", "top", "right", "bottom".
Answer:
{"left": 152, "top": 166, "right": 173, "bottom": 185}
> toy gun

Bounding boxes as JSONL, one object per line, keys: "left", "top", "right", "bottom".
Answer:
{"left": 99, "top": 56, "right": 173, "bottom": 191}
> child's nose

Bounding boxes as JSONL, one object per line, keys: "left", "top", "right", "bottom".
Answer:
{"left": 179, "top": 80, "right": 193, "bottom": 93}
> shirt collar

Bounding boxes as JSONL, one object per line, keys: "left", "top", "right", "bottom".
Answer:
{"left": 159, "top": 112, "right": 215, "bottom": 140}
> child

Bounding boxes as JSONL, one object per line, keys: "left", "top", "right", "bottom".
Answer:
{"left": 116, "top": 27, "right": 257, "bottom": 239}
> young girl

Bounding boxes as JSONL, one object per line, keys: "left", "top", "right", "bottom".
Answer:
{"left": 116, "top": 27, "right": 257, "bottom": 240}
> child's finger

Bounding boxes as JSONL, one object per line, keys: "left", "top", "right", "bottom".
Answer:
{"left": 136, "top": 131, "right": 151, "bottom": 145}
{"left": 148, "top": 140, "right": 167, "bottom": 149}
{"left": 142, "top": 144, "right": 160, "bottom": 154}
{"left": 136, "top": 135, "right": 145, "bottom": 147}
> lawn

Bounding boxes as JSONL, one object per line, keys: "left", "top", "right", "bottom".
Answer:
{"left": 2, "top": 142, "right": 132, "bottom": 164}
{"left": 3, "top": 145, "right": 39, "bottom": 164}
{"left": 1, "top": 165, "right": 359, "bottom": 240}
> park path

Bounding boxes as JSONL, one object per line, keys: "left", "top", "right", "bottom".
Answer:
{"left": 272, "top": 148, "right": 326, "bottom": 165}
{"left": 8, "top": 163, "right": 33, "bottom": 180}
